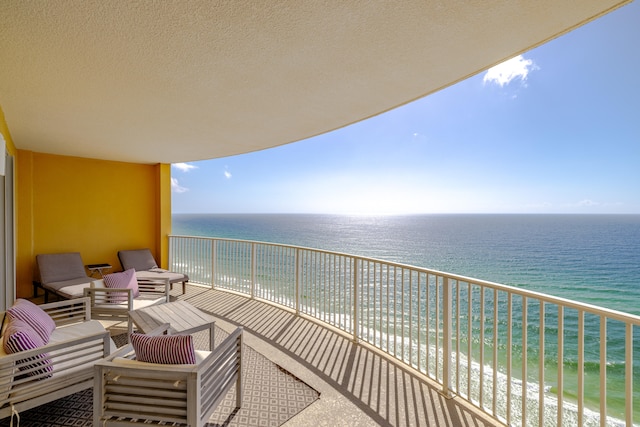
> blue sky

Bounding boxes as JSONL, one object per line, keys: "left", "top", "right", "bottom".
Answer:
{"left": 172, "top": 3, "right": 639, "bottom": 215}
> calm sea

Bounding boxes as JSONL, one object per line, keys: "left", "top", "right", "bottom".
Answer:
{"left": 173, "top": 213, "right": 640, "bottom": 425}
{"left": 173, "top": 213, "right": 640, "bottom": 315}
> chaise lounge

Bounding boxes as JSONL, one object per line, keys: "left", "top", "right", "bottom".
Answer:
{"left": 118, "top": 248, "right": 189, "bottom": 294}
{"left": 34, "top": 252, "right": 94, "bottom": 302}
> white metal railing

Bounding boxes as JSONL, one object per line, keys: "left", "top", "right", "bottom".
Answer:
{"left": 170, "top": 235, "right": 640, "bottom": 427}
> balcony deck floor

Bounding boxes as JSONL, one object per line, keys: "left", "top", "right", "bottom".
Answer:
{"left": 181, "top": 284, "right": 500, "bottom": 427}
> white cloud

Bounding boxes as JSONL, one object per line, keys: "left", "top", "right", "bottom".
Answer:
{"left": 171, "top": 177, "right": 188, "bottom": 193}
{"left": 576, "top": 199, "right": 599, "bottom": 207}
{"left": 563, "top": 199, "right": 601, "bottom": 208}
{"left": 483, "top": 55, "right": 537, "bottom": 87}
{"left": 173, "top": 162, "right": 197, "bottom": 172}
{"left": 224, "top": 167, "right": 232, "bottom": 179}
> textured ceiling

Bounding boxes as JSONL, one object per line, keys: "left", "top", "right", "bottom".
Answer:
{"left": 0, "top": 0, "right": 631, "bottom": 164}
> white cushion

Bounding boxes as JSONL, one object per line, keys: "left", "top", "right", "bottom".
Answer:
{"left": 57, "top": 282, "right": 93, "bottom": 299}
{"left": 51, "top": 320, "right": 116, "bottom": 354}
{"left": 92, "top": 297, "right": 165, "bottom": 312}
{"left": 136, "top": 270, "right": 185, "bottom": 283}
{"left": 112, "top": 349, "right": 211, "bottom": 369}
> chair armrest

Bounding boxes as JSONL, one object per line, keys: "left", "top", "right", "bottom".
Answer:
{"left": 200, "top": 327, "right": 243, "bottom": 372}
{"left": 198, "top": 327, "right": 243, "bottom": 416}
{"left": 137, "top": 278, "right": 170, "bottom": 303}
{"left": 40, "top": 296, "right": 92, "bottom": 325}
{"left": 102, "top": 343, "right": 135, "bottom": 361}
{"left": 83, "top": 287, "right": 134, "bottom": 309}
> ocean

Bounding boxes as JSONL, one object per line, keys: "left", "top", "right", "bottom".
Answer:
{"left": 172, "top": 213, "right": 640, "bottom": 425}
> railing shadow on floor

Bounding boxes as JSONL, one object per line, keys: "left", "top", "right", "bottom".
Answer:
{"left": 180, "top": 285, "right": 498, "bottom": 427}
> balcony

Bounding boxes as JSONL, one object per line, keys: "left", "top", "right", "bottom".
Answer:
{"left": 183, "top": 284, "right": 494, "bottom": 426}
{"left": 169, "top": 235, "right": 640, "bottom": 427}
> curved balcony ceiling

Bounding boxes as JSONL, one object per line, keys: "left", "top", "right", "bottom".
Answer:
{"left": 0, "top": 1, "right": 630, "bottom": 164}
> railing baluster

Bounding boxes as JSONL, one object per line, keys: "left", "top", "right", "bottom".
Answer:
{"left": 435, "top": 274, "right": 440, "bottom": 380}
{"left": 442, "top": 276, "right": 451, "bottom": 397}
{"left": 386, "top": 264, "right": 390, "bottom": 356}
{"left": 456, "top": 279, "right": 460, "bottom": 392}
{"left": 493, "top": 288, "right": 498, "bottom": 417}
{"left": 212, "top": 239, "right": 216, "bottom": 288}
{"left": 375, "top": 262, "right": 379, "bottom": 349}
{"left": 323, "top": 252, "right": 327, "bottom": 321}
{"left": 401, "top": 268, "right": 406, "bottom": 363}
{"left": 522, "top": 296, "right": 528, "bottom": 427}
{"left": 353, "top": 258, "right": 359, "bottom": 342}
{"left": 626, "top": 323, "right": 633, "bottom": 426}
{"left": 479, "top": 285, "right": 485, "bottom": 408}
{"left": 418, "top": 272, "right": 423, "bottom": 372}
{"left": 251, "top": 242, "right": 256, "bottom": 298}
{"left": 506, "top": 292, "right": 512, "bottom": 425}
{"left": 539, "top": 301, "right": 545, "bottom": 427}
{"left": 331, "top": 255, "right": 340, "bottom": 333}
{"left": 467, "top": 282, "right": 472, "bottom": 400}
{"left": 557, "top": 305, "right": 564, "bottom": 427}
{"left": 600, "top": 315, "right": 606, "bottom": 427}
{"left": 425, "top": 273, "right": 430, "bottom": 377}
{"left": 578, "top": 310, "right": 585, "bottom": 427}
{"left": 295, "top": 248, "right": 300, "bottom": 315}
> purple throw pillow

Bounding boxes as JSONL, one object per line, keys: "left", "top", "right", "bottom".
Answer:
{"left": 103, "top": 268, "right": 140, "bottom": 302}
{"left": 7, "top": 299, "right": 56, "bottom": 344}
{"left": 130, "top": 333, "right": 196, "bottom": 364}
{"left": 3, "top": 318, "right": 53, "bottom": 378}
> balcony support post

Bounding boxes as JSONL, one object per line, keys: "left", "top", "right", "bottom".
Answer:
{"left": 442, "top": 276, "right": 452, "bottom": 398}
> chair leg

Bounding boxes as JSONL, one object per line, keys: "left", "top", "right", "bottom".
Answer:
{"left": 182, "top": 281, "right": 186, "bottom": 294}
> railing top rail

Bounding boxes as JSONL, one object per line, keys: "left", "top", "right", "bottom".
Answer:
{"left": 170, "top": 234, "right": 640, "bottom": 325}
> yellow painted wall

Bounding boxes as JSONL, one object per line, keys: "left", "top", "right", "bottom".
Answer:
{"left": 16, "top": 151, "right": 171, "bottom": 298}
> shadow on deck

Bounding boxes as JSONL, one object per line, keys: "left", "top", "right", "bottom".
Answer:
{"left": 179, "top": 284, "right": 500, "bottom": 427}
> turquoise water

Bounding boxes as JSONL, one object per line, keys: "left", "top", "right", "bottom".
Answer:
{"left": 173, "top": 213, "right": 640, "bottom": 313}
{"left": 173, "top": 213, "right": 640, "bottom": 424}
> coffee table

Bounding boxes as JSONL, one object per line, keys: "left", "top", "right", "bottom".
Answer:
{"left": 129, "top": 300, "right": 216, "bottom": 350}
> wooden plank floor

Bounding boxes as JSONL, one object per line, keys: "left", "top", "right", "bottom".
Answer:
{"left": 179, "top": 284, "right": 501, "bottom": 427}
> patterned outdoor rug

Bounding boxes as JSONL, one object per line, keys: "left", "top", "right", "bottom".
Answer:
{"left": 1, "top": 330, "right": 319, "bottom": 427}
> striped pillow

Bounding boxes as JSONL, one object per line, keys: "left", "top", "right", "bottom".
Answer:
{"left": 130, "top": 333, "right": 196, "bottom": 364}
{"left": 103, "top": 268, "right": 140, "bottom": 302}
{"left": 2, "top": 318, "right": 53, "bottom": 378}
{"left": 7, "top": 299, "right": 56, "bottom": 343}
